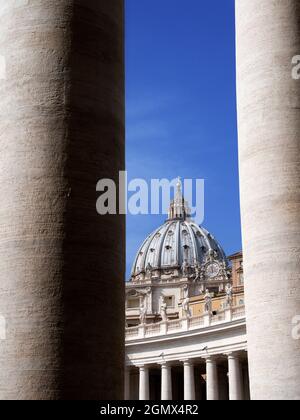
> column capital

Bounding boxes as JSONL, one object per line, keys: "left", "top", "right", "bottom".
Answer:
{"left": 224, "top": 351, "right": 241, "bottom": 360}
{"left": 158, "top": 361, "right": 172, "bottom": 368}
{"left": 180, "top": 359, "right": 195, "bottom": 366}
{"left": 202, "top": 355, "right": 218, "bottom": 363}
{"left": 137, "top": 364, "right": 150, "bottom": 370}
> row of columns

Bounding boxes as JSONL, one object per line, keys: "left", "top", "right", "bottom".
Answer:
{"left": 126, "top": 352, "right": 246, "bottom": 401}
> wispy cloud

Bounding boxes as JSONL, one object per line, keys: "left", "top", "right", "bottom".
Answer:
{"left": 126, "top": 120, "right": 169, "bottom": 143}
{"left": 126, "top": 92, "right": 178, "bottom": 119}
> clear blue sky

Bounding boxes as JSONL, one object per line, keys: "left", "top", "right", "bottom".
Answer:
{"left": 125, "top": 0, "right": 241, "bottom": 278}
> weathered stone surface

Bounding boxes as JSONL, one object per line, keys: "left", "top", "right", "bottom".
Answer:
{"left": 0, "top": 0, "right": 125, "bottom": 399}
{"left": 236, "top": 0, "right": 300, "bottom": 400}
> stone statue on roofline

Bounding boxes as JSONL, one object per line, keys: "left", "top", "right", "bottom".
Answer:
{"left": 160, "top": 295, "right": 168, "bottom": 322}
{"left": 139, "top": 297, "right": 147, "bottom": 325}
{"left": 225, "top": 283, "right": 233, "bottom": 307}
{"left": 204, "top": 289, "right": 212, "bottom": 313}
{"left": 182, "top": 297, "right": 191, "bottom": 319}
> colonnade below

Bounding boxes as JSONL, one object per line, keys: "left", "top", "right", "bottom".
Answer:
{"left": 125, "top": 352, "right": 250, "bottom": 400}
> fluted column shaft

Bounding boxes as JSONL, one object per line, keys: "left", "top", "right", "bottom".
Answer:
{"left": 139, "top": 366, "right": 150, "bottom": 401}
{"left": 236, "top": 0, "right": 300, "bottom": 400}
{"left": 183, "top": 360, "right": 195, "bottom": 400}
{"left": 205, "top": 357, "right": 219, "bottom": 401}
{"left": 161, "top": 363, "right": 172, "bottom": 400}
{"left": 0, "top": 0, "right": 125, "bottom": 400}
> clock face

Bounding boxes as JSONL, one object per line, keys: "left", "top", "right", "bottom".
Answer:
{"left": 205, "top": 262, "right": 220, "bottom": 278}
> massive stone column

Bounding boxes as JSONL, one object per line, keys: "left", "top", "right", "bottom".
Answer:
{"left": 161, "top": 363, "right": 172, "bottom": 400}
{"left": 183, "top": 360, "right": 195, "bottom": 400}
{"left": 139, "top": 366, "right": 150, "bottom": 401}
{"left": 205, "top": 357, "right": 219, "bottom": 401}
{"left": 0, "top": 0, "right": 125, "bottom": 399}
{"left": 236, "top": 0, "right": 300, "bottom": 400}
{"left": 227, "top": 354, "right": 243, "bottom": 401}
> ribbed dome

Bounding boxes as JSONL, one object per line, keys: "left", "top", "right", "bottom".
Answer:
{"left": 131, "top": 179, "right": 227, "bottom": 277}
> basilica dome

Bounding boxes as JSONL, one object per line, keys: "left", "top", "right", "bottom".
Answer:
{"left": 131, "top": 180, "right": 228, "bottom": 278}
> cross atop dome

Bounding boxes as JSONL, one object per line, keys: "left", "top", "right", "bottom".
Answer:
{"left": 175, "top": 177, "right": 183, "bottom": 202}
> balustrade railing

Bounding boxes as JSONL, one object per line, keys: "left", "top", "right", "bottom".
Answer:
{"left": 125, "top": 305, "right": 245, "bottom": 340}
{"left": 189, "top": 315, "right": 205, "bottom": 328}
{"left": 126, "top": 326, "right": 139, "bottom": 337}
{"left": 145, "top": 323, "right": 161, "bottom": 336}
{"left": 167, "top": 319, "right": 182, "bottom": 331}
{"left": 232, "top": 305, "right": 245, "bottom": 320}
{"left": 211, "top": 310, "right": 226, "bottom": 324}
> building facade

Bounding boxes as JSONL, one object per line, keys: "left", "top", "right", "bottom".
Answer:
{"left": 125, "top": 181, "right": 249, "bottom": 400}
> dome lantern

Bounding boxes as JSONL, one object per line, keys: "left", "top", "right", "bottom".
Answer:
{"left": 167, "top": 177, "right": 191, "bottom": 221}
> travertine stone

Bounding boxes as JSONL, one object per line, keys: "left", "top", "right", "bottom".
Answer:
{"left": 139, "top": 366, "right": 150, "bottom": 401}
{"left": 183, "top": 360, "right": 195, "bottom": 400}
{"left": 227, "top": 353, "right": 242, "bottom": 401}
{"left": 0, "top": 0, "right": 125, "bottom": 399}
{"left": 161, "top": 363, "right": 172, "bottom": 400}
{"left": 236, "top": 0, "right": 300, "bottom": 400}
{"left": 205, "top": 357, "right": 219, "bottom": 401}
